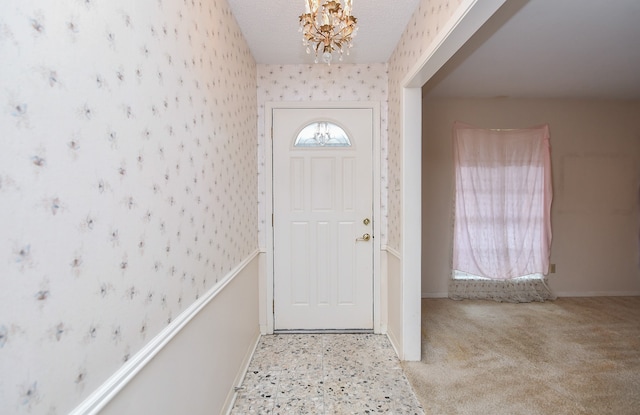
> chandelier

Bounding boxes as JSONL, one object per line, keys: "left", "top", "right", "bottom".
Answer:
{"left": 299, "top": 0, "right": 358, "bottom": 64}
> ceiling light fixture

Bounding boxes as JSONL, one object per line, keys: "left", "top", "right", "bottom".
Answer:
{"left": 299, "top": 0, "right": 358, "bottom": 65}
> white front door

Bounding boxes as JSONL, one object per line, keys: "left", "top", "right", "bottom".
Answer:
{"left": 273, "top": 107, "right": 374, "bottom": 331}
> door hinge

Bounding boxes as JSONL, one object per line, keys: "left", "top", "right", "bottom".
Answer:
{"left": 272, "top": 299, "right": 275, "bottom": 314}
{"left": 271, "top": 213, "right": 274, "bottom": 227}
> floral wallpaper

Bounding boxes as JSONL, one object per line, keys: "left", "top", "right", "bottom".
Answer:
{"left": 257, "top": 63, "right": 389, "bottom": 247}
{"left": 387, "top": 0, "right": 462, "bottom": 250}
{"left": 0, "top": 0, "right": 257, "bottom": 414}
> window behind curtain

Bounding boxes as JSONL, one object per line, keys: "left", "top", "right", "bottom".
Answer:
{"left": 452, "top": 122, "right": 553, "bottom": 280}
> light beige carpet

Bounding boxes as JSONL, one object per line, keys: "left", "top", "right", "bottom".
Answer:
{"left": 402, "top": 297, "right": 640, "bottom": 415}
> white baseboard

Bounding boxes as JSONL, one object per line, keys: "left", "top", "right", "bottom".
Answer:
{"left": 421, "top": 292, "right": 448, "bottom": 298}
{"left": 70, "top": 250, "right": 260, "bottom": 415}
{"left": 386, "top": 328, "right": 402, "bottom": 361}
{"left": 223, "top": 332, "right": 262, "bottom": 415}
{"left": 553, "top": 291, "right": 640, "bottom": 297}
{"left": 422, "top": 291, "right": 640, "bottom": 298}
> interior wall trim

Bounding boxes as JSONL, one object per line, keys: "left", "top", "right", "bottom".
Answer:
{"left": 383, "top": 245, "right": 402, "bottom": 260}
{"left": 422, "top": 292, "right": 448, "bottom": 298}
{"left": 223, "top": 332, "right": 262, "bottom": 415}
{"left": 403, "top": 0, "right": 508, "bottom": 88}
{"left": 69, "top": 249, "right": 261, "bottom": 415}
{"left": 553, "top": 291, "right": 640, "bottom": 297}
{"left": 263, "top": 101, "right": 383, "bottom": 334}
{"left": 420, "top": 292, "right": 640, "bottom": 298}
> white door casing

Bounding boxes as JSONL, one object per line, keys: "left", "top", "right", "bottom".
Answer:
{"left": 259, "top": 0, "right": 501, "bottom": 358}
{"left": 272, "top": 107, "right": 375, "bottom": 331}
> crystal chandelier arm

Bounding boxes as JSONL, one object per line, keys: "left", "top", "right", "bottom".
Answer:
{"left": 299, "top": 0, "right": 357, "bottom": 64}
{"left": 335, "top": 20, "right": 356, "bottom": 40}
{"left": 344, "top": 0, "right": 352, "bottom": 15}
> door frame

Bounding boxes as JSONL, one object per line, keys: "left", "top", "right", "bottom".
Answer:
{"left": 263, "top": 101, "right": 382, "bottom": 334}
{"left": 398, "top": 0, "right": 507, "bottom": 360}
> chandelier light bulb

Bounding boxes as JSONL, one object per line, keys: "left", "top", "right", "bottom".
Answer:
{"left": 299, "top": 0, "right": 358, "bottom": 65}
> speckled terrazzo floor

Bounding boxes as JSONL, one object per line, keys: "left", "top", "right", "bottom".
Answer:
{"left": 230, "top": 334, "right": 424, "bottom": 414}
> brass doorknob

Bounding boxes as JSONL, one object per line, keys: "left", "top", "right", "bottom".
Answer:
{"left": 356, "top": 233, "right": 371, "bottom": 242}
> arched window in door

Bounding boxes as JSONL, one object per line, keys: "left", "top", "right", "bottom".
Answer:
{"left": 294, "top": 121, "right": 351, "bottom": 147}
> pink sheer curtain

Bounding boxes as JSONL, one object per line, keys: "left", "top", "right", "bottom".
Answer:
{"left": 452, "top": 122, "right": 552, "bottom": 280}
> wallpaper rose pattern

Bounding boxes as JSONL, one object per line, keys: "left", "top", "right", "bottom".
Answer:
{"left": 256, "top": 64, "right": 389, "bottom": 248}
{"left": 0, "top": 0, "right": 257, "bottom": 414}
{"left": 387, "top": 0, "right": 462, "bottom": 249}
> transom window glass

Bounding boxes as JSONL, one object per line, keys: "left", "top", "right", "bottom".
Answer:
{"left": 294, "top": 121, "right": 351, "bottom": 147}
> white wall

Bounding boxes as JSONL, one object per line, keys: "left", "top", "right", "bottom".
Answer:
{"left": 385, "top": 0, "right": 474, "bottom": 360}
{"left": 99, "top": 255, "right": 260, "bottom": 415}
{"left": 384, "top": 249, "right": 403, "bottom": 357}
{"left": 421, "top": 98, "right": 640, "bottom": 297}
{"left": 0, "top": 0, "right": 258, "bottom": 413}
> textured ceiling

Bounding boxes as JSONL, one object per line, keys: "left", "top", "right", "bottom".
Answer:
{"left": 226, "top": 0, "right": 421, "bottom": 64}
{"left": 227, "top": 0, "right": 640, "bottom": 99}
{"left": 424, "top": 0, "right": 640, "bottom": 99}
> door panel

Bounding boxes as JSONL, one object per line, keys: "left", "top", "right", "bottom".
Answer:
{"left": 273, "top": 108, "right": 373, "bottom": 330}
{"left": 310, "top": 158, "right": 335, "bottom": 210}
